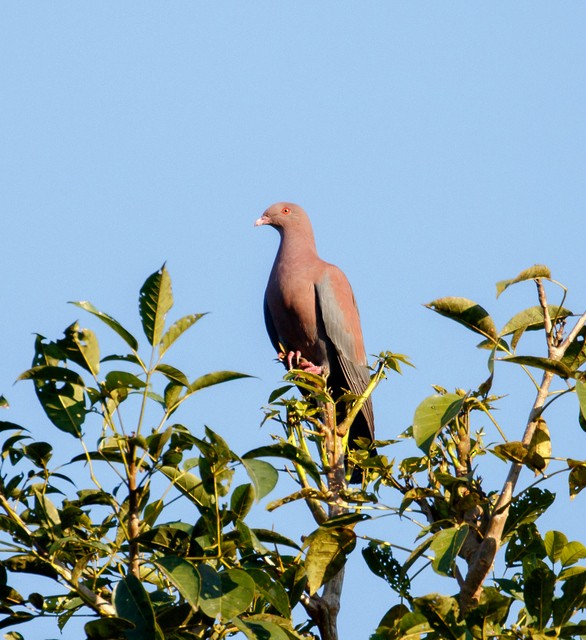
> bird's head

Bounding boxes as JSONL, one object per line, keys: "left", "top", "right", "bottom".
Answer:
{"left": 255, "top": 203, "right": 308, "bottom": 230}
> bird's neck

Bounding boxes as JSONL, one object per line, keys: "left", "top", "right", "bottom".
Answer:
{"left": 277, "top": 225, "right": 319, "bottom": 266}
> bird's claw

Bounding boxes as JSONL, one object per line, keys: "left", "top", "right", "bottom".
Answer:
{"left": 278, "top": 350, "right": 323, "bottom": 375}
{"left": 278, "top": 350, "right": 302, "bottom": 370}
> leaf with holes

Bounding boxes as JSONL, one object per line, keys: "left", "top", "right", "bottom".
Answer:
{"left": 568, "top": 462, "right": 586, "bottom": 499}
{"left": 139, "top": 264, "right": 173, "bottom": 346}
{"left": 503, "top": 488, "right": 555, "bottom": 540}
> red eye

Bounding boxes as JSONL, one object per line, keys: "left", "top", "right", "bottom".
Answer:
{"left": 282, "top": 207, "right": 291, "bottom": 215}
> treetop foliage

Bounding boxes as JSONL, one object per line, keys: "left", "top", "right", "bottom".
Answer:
{"left": 1, "top": 264, "right": 586, "bottom": 639}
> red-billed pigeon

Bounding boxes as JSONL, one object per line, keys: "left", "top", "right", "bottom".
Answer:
{"left": 255, "top": 202, "right": 375, "bottom": 467}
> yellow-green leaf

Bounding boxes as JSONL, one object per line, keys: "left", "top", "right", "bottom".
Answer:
{"left": 496, "top": 265, "right": 551, "bottom": 298}
{"left": 426, "top": 297, "right": 498, "bottom": 341}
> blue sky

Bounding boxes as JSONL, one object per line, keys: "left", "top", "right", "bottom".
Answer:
{"left": 2, "top": 3, "right": 586, "bottom": 638}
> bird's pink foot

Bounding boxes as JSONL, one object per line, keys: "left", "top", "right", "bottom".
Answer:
{"left": 298, "top": 361, "right": 323, "bottom": 375}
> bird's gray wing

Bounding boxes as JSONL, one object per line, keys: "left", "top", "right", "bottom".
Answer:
{"left": 263, "top": 293, "right": 281, "bottom": 354}
{"left": 315, "top": 266, "right": 374, "bottom": 438}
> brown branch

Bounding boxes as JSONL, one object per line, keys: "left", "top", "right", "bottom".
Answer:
{"left": 304, "top": 401, "right": 347, "bottom": 640}
{"left": 459, "top": 277, "right": 569, "bottom": 613}
{"left": 127, "top": 439, "right": 140, "bottom": 578}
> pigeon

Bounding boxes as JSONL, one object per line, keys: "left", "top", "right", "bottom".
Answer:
{"left": 256, "top": 202, "right": 375, "bottom": 474}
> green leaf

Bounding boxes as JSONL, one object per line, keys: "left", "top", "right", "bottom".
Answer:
{"left": 154, "top": 364, "right": 189, "bottom": 386}
{"left": 560, "top": 541, "right": 586, "bottom": 568}
{"left": 362, "top": 541, "right": 410, "bottom": 594}
{"left": 243, "top": 443, "right": 322, "bottom": 485}
{"left": 304, "top": 526, "right": 356, "bottom": 595}
{"left": 199, "top": 565, "right": 255, "bottom": 621}
{"left": 0, "top": 421, "right": 27, "bottom": 433}
{"left": 188, "top": 370, "right": 252, "bottom": 393}
{"left": 501, "top": 355, "right": 573, "bottom": 379}
{"left": 18, "top": 365, "right": 84, "bottom": 386}
{"left": 251, "top": 529, "right": 301, "bottom": 550}
{"left": 23, "top": 441, "right": 52, "bottom": 468}
{"left": 104, "top": 371, "right": 146, "bottom": 391}
{"left": 0, "top": 396, "right": 8, "bottom": 409}
{"left": 412, "top": 393, "right": 464, "bottom": 455}
{"left": 241, "top": 458, "right": 278, "bottom": 501}
{"left": 505, "top": 523, "right": 546, "bottom": 566}
{"left": 413, "top": 594, "right": 466, "bottom": 639}
{"left": 71, "top": 300, "right": 139, "bottom": 351}
{"left": 544, "top": 530, "right": 568, "bottom": 563}
{"left": 426, "top": 297, "right": 498, "bottom": 341}
{"left": 33, "top": 487, "right": 61, "bottom": 527}
{"left": 528, "top": 418, "right": 551, "bottom": 473}
{"left": 496, "top": 265, "right": 552, "bottom": 298}
{"left": 322, "top": 512, "right": 370, "bottom": 528}
{"left": 561, "top": 328, "right": 586, "bottom": 371}
{"left": 27, "top": 370, "right": 86, "bottom": 437}
{"left": 155, "top": 556, "right": 200, "bottom": 611}
{"left": 553, "top": 570, "right": 586, "bottom": 627}
{"left": 523, "top": 560, "right": 555, "bottom": 631}
{"left": 501, "top": 305, "right": 573, "bottom": 338}
{"left": 232, "top": 617, "right": 290, "bottom": 640}
{"left": 465, "top": 587, "right": 513, "bottom": 637}
{"left": 268, "top": 385, "right": 293, "bottom": 403}
{"left": 139, "top": 264, "right": 174, "bottom": 346}
{"left": 231, "top": 483, "right": 255, "bottom": 520}
{"left": 503, "top": 488, "right": 555, "bottom": 540}
{"left": 568, "top": 462, "right": 586, "bottom": 498}
{"left": 577, "top": 380, "right": 586, "bottom": 422}
{"left": 233, "top": 521, "right": 269, "bottom": 555}
{"left": 492, "top": 441, "right": 528, "bottom": 465}
{"left": 4, "top": 555, "right": 58, "bottom": 579}
{"left": 246, "top": 569, "right": 291, "bottom": 618}
{"left": 159, "top": 466, "right": 211, "bottom": 510}
{"left": 159, "top": 313, "right": 206, "bottom": 357}
{"left": 138, "top": 524, "right": 191, "bottom": 555}
{"left": 430, "top": 525, "right": 469, "bottom": 576}
{"left": 113, "top": 574, "right": 160, "bottom": 640}
{"left": 58, "top": 322, "right": 101, "bottom": 376}
{"left": 85, "top": 617, "right": 135, "bottom": 639}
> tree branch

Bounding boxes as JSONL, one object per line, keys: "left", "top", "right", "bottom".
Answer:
{"left": 459, "top": 277, "right": 576, "bottom": 613}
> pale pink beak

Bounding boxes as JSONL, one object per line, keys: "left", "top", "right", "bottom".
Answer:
{"left": 254, "top": 215, "right": 270, "bottom": 227}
